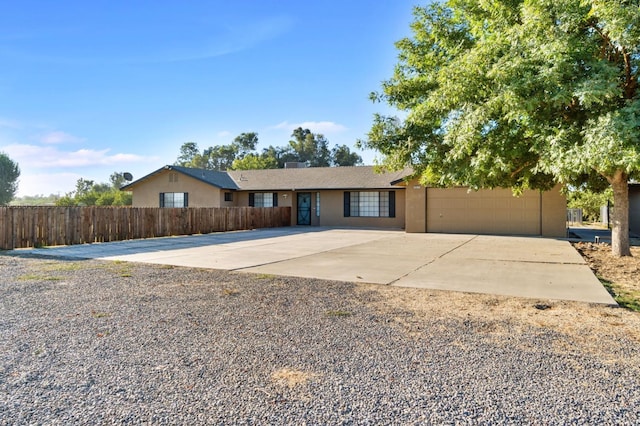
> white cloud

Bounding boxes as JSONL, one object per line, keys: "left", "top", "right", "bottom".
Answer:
{"left": 217, "top": 130, "right": 232, "bottom": 139}
{"left": 272, "top": 121, "right": 347, "bottom": 134}
{"left": 39, "top": 130, "right": 86, "bottom": 144}
{"left": 1, "top": 144, "right": 158, "bottom": 168}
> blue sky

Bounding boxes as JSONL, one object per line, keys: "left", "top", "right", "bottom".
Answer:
{"left": 0, "top": 1, "right": 416, "bottom": 196}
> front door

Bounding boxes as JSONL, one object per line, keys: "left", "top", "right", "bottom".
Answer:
{"left": 297, "top": 192, "right": 311, "bottom": 225}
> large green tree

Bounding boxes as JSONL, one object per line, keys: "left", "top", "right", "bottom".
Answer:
{"left": 363, "top": 0, "right": 640, "bottom": 256}
{"left": 0, "top": 152, "right": 20, "bottom": 205}
{"left": 177, "top": 129, "right": 363, "bottom": 170}
{"left": 287, "top": 127, "right": 332, "bottom": 167}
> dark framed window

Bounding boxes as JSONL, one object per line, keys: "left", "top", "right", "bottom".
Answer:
{"left": 159, "top": 192, "right": 188, "bottom": 208}
{"left": 344, "top": 191, "right": 395, "bottom": 218}
{"left": 224, "top": 192, "right": 233, "bottom": 202}
{"left": 249, "top": 192, "right": 278, "bottom": 207}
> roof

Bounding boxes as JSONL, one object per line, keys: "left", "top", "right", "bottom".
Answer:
{"left": 226, "top": 166, "right": 411, "bottom": 190}
{"left": 121, "top": 165, "right": 239, "bottom": 191}
{"left": 121, "top": 165, "right": 412, "bottom": 192}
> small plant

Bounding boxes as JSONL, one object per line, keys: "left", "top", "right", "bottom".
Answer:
{"left": 222, "top": 288, "right": 240, "bottom": 296}
{"left": 256, "top": 273, "right": 276, "bottom": 280}
{"left": 91, "top": 311, "right": 111, "bottom": 318}
{"left": 325, "top": 309, "right": 352, "bottom": 317}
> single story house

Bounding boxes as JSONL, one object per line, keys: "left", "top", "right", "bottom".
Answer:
{"left": 121, "top": 165, "right": 567, "bottom": 237}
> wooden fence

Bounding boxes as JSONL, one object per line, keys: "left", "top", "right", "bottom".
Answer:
{"left": 0, "top": 206, "right": 291, "bottom": 250}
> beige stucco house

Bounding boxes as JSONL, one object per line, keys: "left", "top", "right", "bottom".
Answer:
{"left": 121, "top": 165, "right": 567, "bottom": 237}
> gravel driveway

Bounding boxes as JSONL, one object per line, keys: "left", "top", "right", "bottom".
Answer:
{"left": 2, "top": 254, "right": 639, "bottom": 424}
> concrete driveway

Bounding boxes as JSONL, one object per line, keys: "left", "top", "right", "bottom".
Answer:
{"left": 23, "top": 227, "right": 615, "bottom": 304}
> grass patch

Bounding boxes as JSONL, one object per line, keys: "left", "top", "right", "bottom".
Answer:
{"left": 600, "top": 278, "right": 640, "bottom": 312}
{"left": 18, "top": 274, "right": 61, "bottom": 281}
{"left": 91, "top": 311, "right": 112, "bottom": 319}
{"left": 42, "top": 262, "right": 83, "bottom": 272}
{"left": 325, "top": 309, "right": 352, "bottom": 317}
{"left": 255, "top": 273, "right": 276, "bottom": 280}
{"left": 222, "top": 288, "right": 240, "bottom": 296}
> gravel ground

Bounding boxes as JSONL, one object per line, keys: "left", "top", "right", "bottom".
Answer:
{"left": 1, "top": 254, "right": 640, "bottom": 425}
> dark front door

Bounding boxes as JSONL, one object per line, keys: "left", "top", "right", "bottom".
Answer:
{"left": 297, "top": 192, "right": 311, "bottom": 225}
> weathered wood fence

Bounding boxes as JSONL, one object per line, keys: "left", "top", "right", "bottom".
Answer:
{"left": 0, "top": 206, "right": 291, "bottom": 250}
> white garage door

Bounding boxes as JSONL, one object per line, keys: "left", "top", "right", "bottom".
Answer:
{"left": 426, "top": 188, "right": 541, "bottom": 235}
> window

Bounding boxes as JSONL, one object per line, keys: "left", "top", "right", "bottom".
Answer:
{"left": 343, "top": 191, "right": 395, "bottom": 218}
{"left": 316, "top": 192, "right": 320, "bottom": 217}
{"left": 224, "top": 192, "right": 233, "bottom": 202}
{"left": 249, "top": 192, "right": 278, "bottom": 207}
{"left": 160, "top": 192, "right": 188, "bottom": 208}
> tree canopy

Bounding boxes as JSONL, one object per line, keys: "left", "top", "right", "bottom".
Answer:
{"left": 0, "top": 152, "right": 20, "bottom": 205}
{"left": 363, "top": 0, "right": 640, "bottom": 256}
{"left": 56, "top": 173, "right": 132, "bottom": 206}
{"left": 176, "top": 129, "right": 363, "bottom": 171}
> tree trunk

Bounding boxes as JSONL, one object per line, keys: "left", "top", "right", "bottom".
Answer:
{"left": 610, "top": 172, "right": 631, "bottom": 257}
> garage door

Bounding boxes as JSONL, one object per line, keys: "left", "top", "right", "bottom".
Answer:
{"left": 426, "top": 188, "right": 541, "bottom": 235}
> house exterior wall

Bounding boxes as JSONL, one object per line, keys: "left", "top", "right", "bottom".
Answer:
{"left": 316, "top": 189, "right": 406, "bottom": 229}
{"left": 404, "top": 180, "right": 427, "bottom": 233}
{"left": 426, "top": 187, "right": 542, "bottom": 235}
{"left": 130, "top": 170, "right": 226, "bottom": 208}
{"left": 541, "top": 185, "right": 567, "bottom": 238}
{"left": 630, "top": 185, "right": 640, "bottom": 236}
{"left": 402, "top": 183, "right": 566, "bottom": 238}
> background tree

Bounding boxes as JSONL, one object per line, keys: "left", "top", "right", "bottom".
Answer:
{"left": 568, "top": 187, "right": 613, "bottom": 223}
{"left": 176, "top": 130, "right": 363, "bottom": 170}
{"left": 332, "top": 144, "right": 363, "bottom": 166}
{"left": 109, "top": 172, "right": 128, "bottom": 189}
{"left": 288, "top": 127, "right": 331, "bottom": 167}
{"left": 231, "top": 153, "right": 278, "bottom": 170}
{"left": 0, "top": 152, "right": 20, "bottom": 205}
{"left": 232, "top": 132, "right": 259, "bottom": 157}
{"left": 10, "top": 194, "right": 61, "bottom": 206}
{"left": 362, "top": 0, "right": 640, "bottom": 256}
{"left": 56, "top": 175, "right": 132, "bottom": 206}
{"left": 175, "top": 142, "right": 200, "bottom": 166}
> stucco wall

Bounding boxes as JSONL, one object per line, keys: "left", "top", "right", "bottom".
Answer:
{"left": 541, "top": 185, "right": 567, "bottom": 238}
{"left": 317, "top": 189, "right": 406, "bottom": 229}
{"left": 404, "top": 180, "right": 427, "bottom": 233}
{"left": 130, "top": 170, "right": 225, "bottom": 208}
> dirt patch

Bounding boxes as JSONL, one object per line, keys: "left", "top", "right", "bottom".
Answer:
{"left": 574, "top": 242, "right": 640, "bottom": 310}
{"left": 271, "top": 368, "right": 319, "bottom": 389}
{"left": 358, "top": 242, "right": 640, "bottom": 366}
